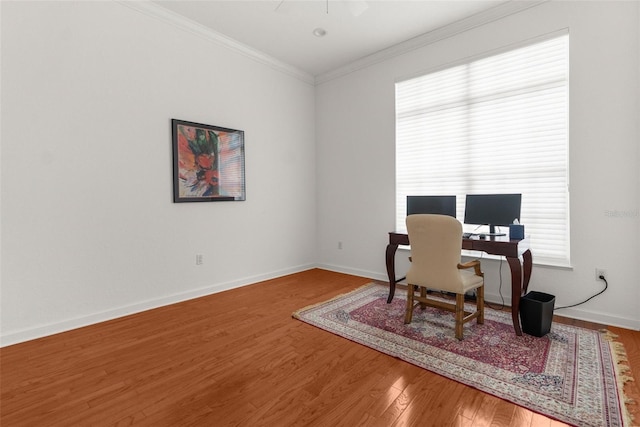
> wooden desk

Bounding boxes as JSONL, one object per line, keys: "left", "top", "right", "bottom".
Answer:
{"left": 385, "top": 232, "right": 532, "bottom": 336}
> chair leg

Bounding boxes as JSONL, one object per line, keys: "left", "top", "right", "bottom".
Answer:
{"left": 455, "top": 293, "right": 465, "bottom": 340}
{"left": 477, "top": 285, "right": 485, "bottom": 325}
{"left": 404, "top": 284, "right": 414, "bottom": 324}
{"left": 419, "top": 286, "right": 427, "bottom": 310}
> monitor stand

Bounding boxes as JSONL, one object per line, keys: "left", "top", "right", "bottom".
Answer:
{"left": 486, "top": 224, "right": 506, "bottom": 237}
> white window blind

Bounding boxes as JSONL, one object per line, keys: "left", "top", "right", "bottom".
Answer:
{"left": 395, "top": 33, "right": 569, "bottom": 265}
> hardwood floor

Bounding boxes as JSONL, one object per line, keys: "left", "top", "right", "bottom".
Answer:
{"left": 1, "top": 269, "right": 638, "bottom": 426}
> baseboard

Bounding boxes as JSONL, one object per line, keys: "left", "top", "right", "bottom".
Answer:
{"left": 315, "top": 263, "right": 387, "bottom": 282}
{"left": 0, "top": 263, "right": 316, "bottom": 347}
{"left": 551, "top": 307, "right": 640, "bottom": 331}
{"left": 4, "top": 264, "right": 637, "bottom": 347}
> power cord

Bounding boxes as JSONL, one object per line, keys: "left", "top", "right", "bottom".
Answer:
{"left": 458, "top": 253, "right": 506, "bottom": 311}
{"left": 554, "top": 274, "right": 608, "bottom": 310}
{"left": 484, "top": 256, "right": 506, "bottom": 311}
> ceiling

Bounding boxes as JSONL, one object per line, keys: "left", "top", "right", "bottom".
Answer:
{"left": 151, "top": 0, "right": 512, "bottom": 78}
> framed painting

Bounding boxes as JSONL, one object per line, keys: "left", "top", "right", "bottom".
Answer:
{"left": 172, "top": 119, "right": 246, "bottom": 202}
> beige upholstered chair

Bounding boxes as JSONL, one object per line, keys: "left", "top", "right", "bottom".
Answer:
{"left": 404, "top": 214, "right": 485, "bottom": 340}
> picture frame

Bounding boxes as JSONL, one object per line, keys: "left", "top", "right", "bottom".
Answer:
{"left": 172, "top": 119, "right": 246, "bottom": 203}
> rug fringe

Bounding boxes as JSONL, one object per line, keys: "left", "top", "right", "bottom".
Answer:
{"left": 292, "top": 282, "right": 376, "bottom": 320}
{"left": 601, "top": 329, "right": 637, "bottom": 426}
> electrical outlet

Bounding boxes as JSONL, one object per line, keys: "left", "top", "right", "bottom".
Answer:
{"left": 196, "top": 254, "right": 204, "bottom": 265}
{"left": 595, "top": 268, "right": 606, "bottom": 281}
{"left": 338, "top": 241, "right": 343, "bottom": 250}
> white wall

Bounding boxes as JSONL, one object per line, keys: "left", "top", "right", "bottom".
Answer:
{"left": 316, "top": 1, "right": 640, "bottom": 329}
{"left": 2, "top": 1, "right": 638, "bottom": 347}
{"left": 0, "top": 1, "right": 317, "bottom": 345}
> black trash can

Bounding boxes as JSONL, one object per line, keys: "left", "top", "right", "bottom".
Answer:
{"left": 519, "top": 291, "right": 555, "bottom": 337}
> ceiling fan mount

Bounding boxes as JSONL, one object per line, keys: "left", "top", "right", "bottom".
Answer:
{"left": 275, "top": 0, "right": 369, "bottom": 17}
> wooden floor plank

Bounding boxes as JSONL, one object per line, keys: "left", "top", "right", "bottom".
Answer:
{"left": 1, "top": 269, "right": 638, "bottom": 426}
{"left": 488, "top": 399, "right": 516, "bottom": 426}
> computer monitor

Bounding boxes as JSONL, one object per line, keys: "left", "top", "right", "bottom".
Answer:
{"left": 406, "top": 195, "right": 456, "bottom": 217}
{"left": 464, "top": 194, "right": 522, "bottom": 235}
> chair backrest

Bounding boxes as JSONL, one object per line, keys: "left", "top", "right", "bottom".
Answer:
{"left": 406, "top": 214, "right": 464, "bottom": 292}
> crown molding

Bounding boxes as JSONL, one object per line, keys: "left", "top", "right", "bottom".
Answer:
{"left": 117, "top": 0, "right": 546, "bottom": 87}
{"left": 116, "top": 1, "right": 315, "bottom": 86}
{"left": 315, "top": 0, "right": 548, "bottom": 85}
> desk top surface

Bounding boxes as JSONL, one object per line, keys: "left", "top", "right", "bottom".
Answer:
{"left": 389, "top": 231, "right": 530, "bottom": 258}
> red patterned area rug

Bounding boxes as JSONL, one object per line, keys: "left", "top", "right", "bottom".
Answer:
{"left": 293, "top": 283, "right": 635, "bottom": 427}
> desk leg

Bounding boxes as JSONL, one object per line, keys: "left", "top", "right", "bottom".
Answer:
{"left": 506, "top": 256, "right": 524, "bottom": 336}
{"left": 385, "top": 244, "right": 399, "bottom": 303}
{"left": 522, "top": 249, "right": 532, "bottom": 294}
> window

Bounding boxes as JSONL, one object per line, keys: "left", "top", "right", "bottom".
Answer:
{"left": 395, "top": 33, "right": 569, "bottom": 265}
